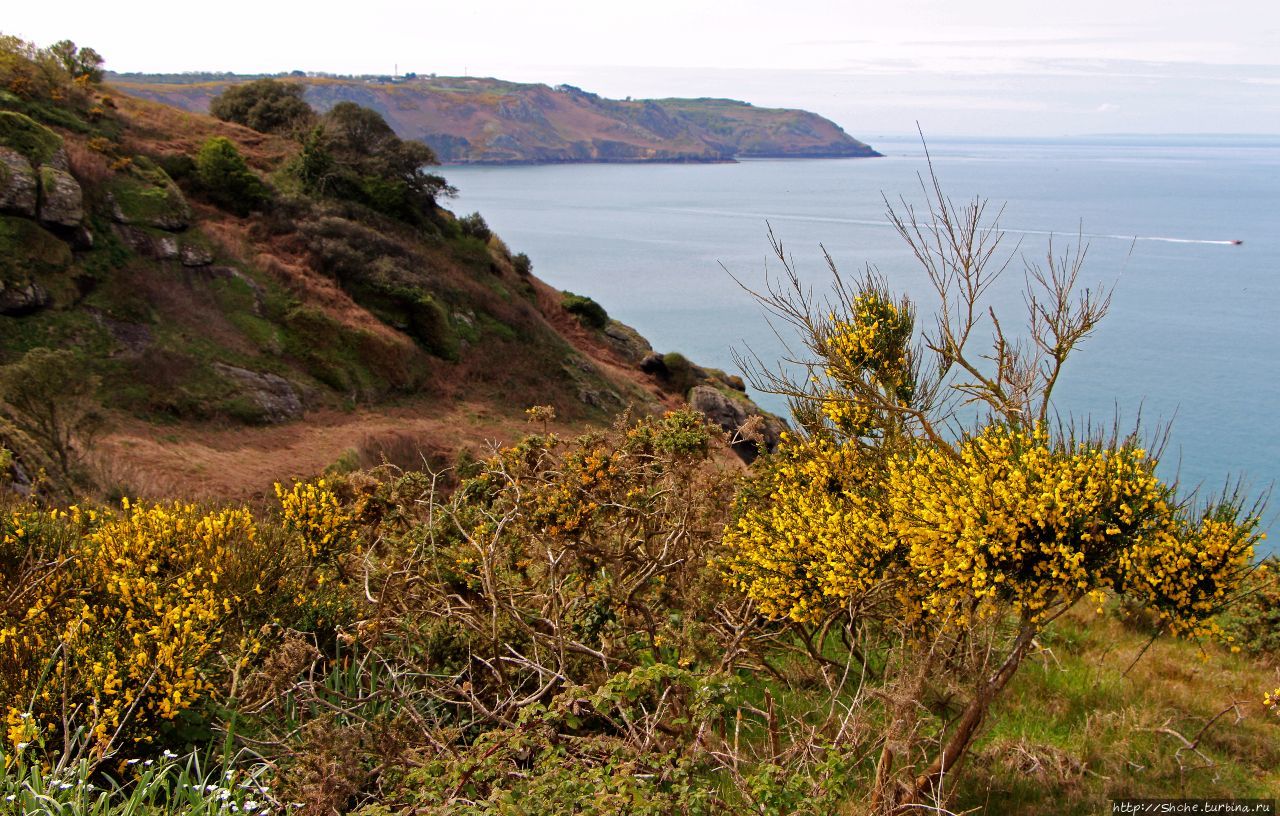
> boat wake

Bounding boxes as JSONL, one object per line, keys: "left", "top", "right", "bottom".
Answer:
{"left": 656, "top": 207, "right": 1242, "bottom": 247}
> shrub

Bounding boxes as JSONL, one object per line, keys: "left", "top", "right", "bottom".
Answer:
{"left": 1217, "top": 557, "right": 1280, "bottom": 659}
{"left": 0, "top": 479, "right": 363, "bottom": 765}
{"left": 193, "top": 136, "right": 269, "bottom": 215}
{"left": 0, "top": 35, "right": 103, "bottom": 112}
{"left": 295, "top": 103, "right": 453, "bottom": 223}
{"left": 721, "top": 170, "right": 1264, "bottom": 811}
{"left": 512, "top": 251, "right": 532, "bottom": 276}
{"left": 456, "top": 211, "right": 491, "bottom": 241}
{"left": 0, "top": 347, "right": 101, "bottom": 482}
{"left": 561, "top": 291, "right": 608, "bottom": 329}
{"left": 659, "top": 351, "right": 699, "bottom": 394}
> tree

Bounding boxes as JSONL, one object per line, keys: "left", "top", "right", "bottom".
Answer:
{"left": 194, "top": 136, "right": 269, "bottom": 215}
{"left": 0, "top": 347, "right": 101, "bottom": 481}
{"left": 297, "top": 102, "right": 454, "bottom": 221}
{"left": 209, "top": 78, "right": 315, "bottom": 135}
{"left": 45, "top": 40, "right": 104, "bottom": 84}
{"left": 723, "top": 163, "right": 1263, "bottom": 811}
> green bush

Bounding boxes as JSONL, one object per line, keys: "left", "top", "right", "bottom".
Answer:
{"left": 193, "top": 136, "right": 269, "bottom": 215}
{"left": 1217, "top": 558, "right": 1280, "bottom": 659}
{"left": 512, "top": 251, "right": 532, "bottom": 276}
{"left": 561, "top": 291, "right": 608, "bottom": 329}
{"left": 293, "top": 103, "right": 453, "bottom": 224}
{"left": 661, "top": 351, "right": 700, "bottom": 395}
{"left": 457, "top": 211, "right": 491, "bottom": 241}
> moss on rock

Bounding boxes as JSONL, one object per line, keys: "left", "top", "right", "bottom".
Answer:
{"left": 0, "top": 111, "right": 63, "bottom": 166}
{"left": 0, "top": 215, "right": 72, "bottom": 282}
{"left": 106, "top": 157, "right": 191, "bottom": 231}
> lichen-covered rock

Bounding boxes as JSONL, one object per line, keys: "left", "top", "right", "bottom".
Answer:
{"left": 179, "top": 243, "right": 213, "bottom": 266}
{"left": 0, "top": 146, "right": 37, "bottom": 217}
{"left": 107, "top": 157, "right": 192, "bottom": 231}
{"left": 688, "top": 384, "right": 786, "bottom": 462}
{"left": 38, "top": 166, "right": 84, "bottom": 226}
{"left": 603, "top": 319, "right": 653, "bottom": 364}
{"left": 213, "top": 363, "right": 303, "bottom": 423}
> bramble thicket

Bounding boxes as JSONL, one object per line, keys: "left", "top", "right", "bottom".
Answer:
{"left": 0, "top": 33, "right": 1277, "bottom": 816}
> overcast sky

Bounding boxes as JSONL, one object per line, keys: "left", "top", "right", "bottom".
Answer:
{"left": 7, "top": 0, "right": 1279, "bottom": 136}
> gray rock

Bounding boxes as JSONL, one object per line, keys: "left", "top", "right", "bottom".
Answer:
{"left": 603, "top": 319, "right": 653, "bottom": 364}
{"left": 638, "top": 352, "right": 667, "bottom": 377}
{"left": 0, "top": 279, "right": 50, "bottom": 315}
{"left": 213, "top": 363, "right": 303, "bottom": 424}
{"left": 114, "top": 224, "right": 180, "bottom": 260}
{"left": 38, "top": 167, "right": 84, "bottom": 226}
{"left": 688, "top": 384, "right": 786, "bottom": 463}
{"left": 106, "top": 175, "right": 192, "bottom": 231}
{"left": 46, "top": 148, "right": 70, "bottom": 173}
{"left": 0, "top": 147, "right": 37, "bottom": 217}
{"left": 179, "top": 243, "right": 213, "bottom": 267}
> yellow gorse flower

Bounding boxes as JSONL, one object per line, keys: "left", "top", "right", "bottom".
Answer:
{"left": 725, "top": 423, "right": 1257, "bottom": 635}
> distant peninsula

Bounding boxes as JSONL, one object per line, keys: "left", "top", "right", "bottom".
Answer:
{"left": 109, "top": 73, "right": 881, "bottom": 165}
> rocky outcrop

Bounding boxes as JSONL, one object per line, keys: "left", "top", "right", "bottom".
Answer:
{"left": 0, "top": 216, "right": 72, "bottom": 315}
{"left": 0, "top": 279, "right": 50, "bottom": 315}
{"left": 38, "top": 167, "right": 84, "bottom": 226}
{"left": 0, "top": 147, "right": 38, "bottom": 217}
{"left": 213, "top": 363, "right": 304, "bottom": 423}
{"left": 179, "top": 243, "right": 213, "bottom": 266}
{"left": 603, "top": 319, "right": 653, "bottom": 365}
{"left": 688, "top": 384, "right": 786, "bottom": 463}
{"left": 107, "top": 159, "right": 192, "bottom": 231}
{"left": 0, "top": 113, "right": 85, "bottom": 229}
{"left": 113, "top": 224, "right": 213, "bottom": 266}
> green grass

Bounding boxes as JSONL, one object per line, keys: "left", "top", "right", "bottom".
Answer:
{"left": 953, "top": 611, "right": 1280, "bottom": 814}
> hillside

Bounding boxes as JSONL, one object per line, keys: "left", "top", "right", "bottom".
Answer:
{"left": 3, "top": 40, "right": 1277, "bottom": 816}
{"left": 0, "top": 57, "right": 781, "bottom": 500}
{"left": 111, "top": 74, "right": 881, "bottom": 164}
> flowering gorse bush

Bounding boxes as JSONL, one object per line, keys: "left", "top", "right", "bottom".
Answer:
{"left": 723, "top": 180, "right": 1264, "bottom": 811}
{"left": 1, "top": 480, "right": 363, "bottom": 765}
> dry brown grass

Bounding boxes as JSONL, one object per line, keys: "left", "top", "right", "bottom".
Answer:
{"left": 63, "top": 135, "right": 114, "bottom": 197}
{"left": 111, "top": 90, "right": 295, "bottom": 170}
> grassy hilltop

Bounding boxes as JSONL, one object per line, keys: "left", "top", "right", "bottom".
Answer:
{"left": 1, "top": 35, "right": 1278, "bottom": 816}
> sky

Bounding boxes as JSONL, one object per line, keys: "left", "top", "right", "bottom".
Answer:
{"left": 6, "top": 0, "right": 1280, "bottom": 136}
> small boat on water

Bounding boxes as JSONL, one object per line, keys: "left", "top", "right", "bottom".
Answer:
{"left": 1231, "top": 240, "right": 1244, "bottom": 245}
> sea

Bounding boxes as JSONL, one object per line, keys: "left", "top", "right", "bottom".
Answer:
{"left": 444, "top": 136, "right": 1280, "bottom": 551}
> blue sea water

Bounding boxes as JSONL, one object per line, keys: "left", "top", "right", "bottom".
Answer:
{"left": 445, "top": 137, "right": 1280, "bottom": 550}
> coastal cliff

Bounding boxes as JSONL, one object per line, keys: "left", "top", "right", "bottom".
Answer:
{"left": 111, "top": 74, "right": 880, "bottom": 165}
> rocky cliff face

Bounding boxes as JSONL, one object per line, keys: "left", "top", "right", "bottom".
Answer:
{"left": 112, "top": 76, "right": 880, "bottom": 165}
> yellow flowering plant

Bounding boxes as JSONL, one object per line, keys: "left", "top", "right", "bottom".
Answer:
{"left": 724, "top": 173, "right": 1264, "bottom": 811}
{"left": 0, "top": 478, "right": 364, "bottom": 769}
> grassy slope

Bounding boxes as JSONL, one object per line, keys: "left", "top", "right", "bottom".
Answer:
{"left": 955, "top": 610, "right": 1279, "bottom": 812}
{"left": 1, "top": 90, "right": 680, "bottom": 499}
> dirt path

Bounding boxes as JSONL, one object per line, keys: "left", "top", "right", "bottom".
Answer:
{"left": 94, "top": 400, "right": 558, "bottom": 501}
